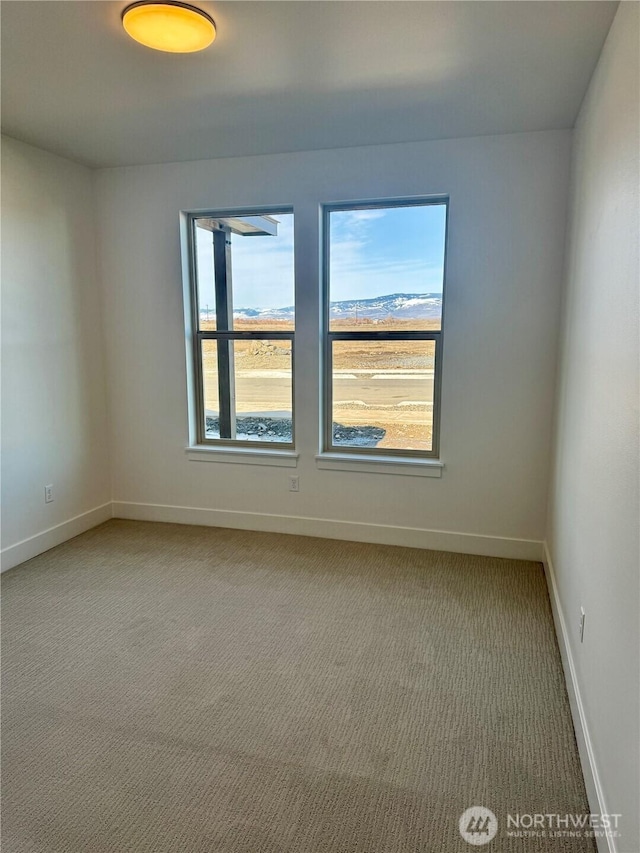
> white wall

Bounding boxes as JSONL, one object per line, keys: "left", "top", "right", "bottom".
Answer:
{"left": 96, "top": 129, "right": 570, "bottom": 557}
{"left": 546, "top": 3, "right": 639, "bottom": 850}
{"left": 1, "top": 137, "right": 112, "bottom": 570}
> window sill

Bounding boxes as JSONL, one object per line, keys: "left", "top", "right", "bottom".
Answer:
{"left": 315, "top": 453, "right": 444, "bottom": 477}
{"left": 186, "top": 446, "right": 299, "bottom": 468}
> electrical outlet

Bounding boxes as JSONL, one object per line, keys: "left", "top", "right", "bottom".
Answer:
{"left": 289, "top": 475, "right": 299, "bottom": 492}
{"left": 44, "top": 484, "right": 54, "bottom": 503}
{"left": 579, "top": 608, "right": 586, "bottom": 643}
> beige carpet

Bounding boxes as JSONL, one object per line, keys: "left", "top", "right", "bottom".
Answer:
{"left": 2, "top": 520, "right": 593, "bottom": 852}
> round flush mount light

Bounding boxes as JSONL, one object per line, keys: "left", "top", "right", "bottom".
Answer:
{"left": 121, "top": 1, "right": 216, "bottom": 53}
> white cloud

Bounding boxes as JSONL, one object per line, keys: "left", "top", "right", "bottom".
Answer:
{"left": 346, "top": 209, "right": 386, "bottom": 223}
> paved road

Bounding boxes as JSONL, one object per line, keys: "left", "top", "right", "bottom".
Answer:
{"left": 205, "top": 370, "right": 434, "bottom": 412}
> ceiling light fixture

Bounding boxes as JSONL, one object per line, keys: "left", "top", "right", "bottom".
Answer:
{"left": 121, "top": 1, "right": 216, "bottom": 53}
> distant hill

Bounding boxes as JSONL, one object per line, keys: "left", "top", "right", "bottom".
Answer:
{"left": 328, "top": 293, "right": 442, "bottom": 320}
{"left": 201, "top": 293, "right": 442, "bottom": 322}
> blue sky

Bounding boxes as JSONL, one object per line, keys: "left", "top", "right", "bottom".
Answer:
{"left": 329, "top": 204, "right": 446, "bottom": 303}
{"left": 196, "top": 204, "right": 446, "bottom": 311}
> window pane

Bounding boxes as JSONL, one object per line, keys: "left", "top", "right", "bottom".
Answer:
{"left": 202, "top": 339, "right": 292, "bottom": 443}
{"left": 201, "top": 339, "right": 220, "bottom": 427}
{"left": 195, "top": 213, "right": 294, "bottom": 332}
{"left": 331, "top": 340, "right": 435, "bottom": 451}
{"left": 328, "top": 204, "right": 446, "bottom": 331}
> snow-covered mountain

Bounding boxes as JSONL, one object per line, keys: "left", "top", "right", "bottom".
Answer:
{"left": 203, "top": 293, "right": 442, "bottom": 322}
{"left": 328, "top": 293, "right": 441, "bottom": 320}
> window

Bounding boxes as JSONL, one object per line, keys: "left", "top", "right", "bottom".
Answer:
{"left": 323, "top": 199, "right": 448, "bottom": 457}
{"left": 187, "top": 210, "right": 294, "bottom": 447}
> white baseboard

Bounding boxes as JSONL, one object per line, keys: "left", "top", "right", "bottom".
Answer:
{"left": 0, "top": 502, "right": 113, "bottom": 574}
{"left": 112, "top": 500, "right": 543, "bottom": 561}
{"left": 543, "top": 542, "right": 615, "bottom": 853}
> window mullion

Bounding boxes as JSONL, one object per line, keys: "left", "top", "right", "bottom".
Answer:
{"left": 328, "top": 331, "right": 441, "bottom": 342}
{"left": 199, "top": 330, "right": 294, "bottom": 341}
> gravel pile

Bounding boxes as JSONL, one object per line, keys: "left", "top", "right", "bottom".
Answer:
{"left": 205, "top": 417, "right": 385, "bottom": 447}
{"left": 206, "top": 416, "right": 292, "bottom": 441}
{"left": 332, "top": 424, "right": 385, "bottom": 446}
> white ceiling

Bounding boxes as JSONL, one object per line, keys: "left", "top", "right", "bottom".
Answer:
{"left": 1, "top": 1, "right": 617, "bottom": 169}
